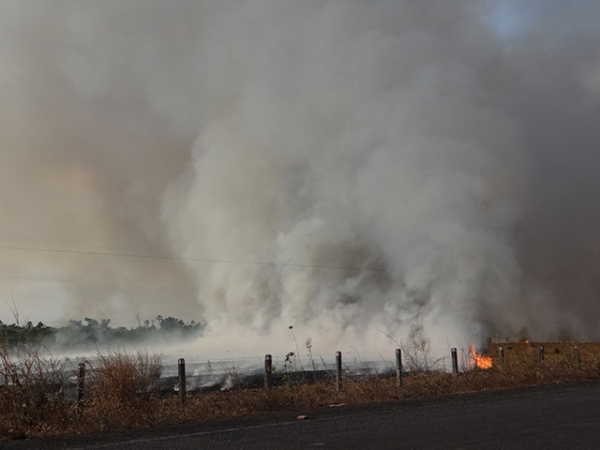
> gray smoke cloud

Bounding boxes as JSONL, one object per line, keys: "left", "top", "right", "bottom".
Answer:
{"left": 1, "top": 0, "right": 599, "bottom": 353}
{"left": 0, "top": 0, "right": 201, "bottom": 323}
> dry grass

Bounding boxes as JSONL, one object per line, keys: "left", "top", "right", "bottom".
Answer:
{"left": 0, "top": 345, "right": 71, "bottom": 438}
{"left": 2, "top": 342, "right": 600, "bottom": 440}
{"left": 489, "top": 341, "right": 600, "bottom": 366}
{"left": 83, "top": 350, "right": 163, "bottom": 430}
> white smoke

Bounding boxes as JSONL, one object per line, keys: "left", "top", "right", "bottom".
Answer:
{"left": 1, "top": 1, "right": 600, "bottom": 354}
{"left": 161, "top": 0, "right": 532, "bottom": 351}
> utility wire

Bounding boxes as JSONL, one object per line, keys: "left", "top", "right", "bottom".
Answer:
{"left": 0, "top": 244, "right": 386, "bottom": 273}
{"left": 1, "top": 244, "right": 600, "bottom": 283}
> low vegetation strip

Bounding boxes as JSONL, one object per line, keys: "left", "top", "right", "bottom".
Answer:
{"left": 1, "top": 342, "right": 600, "bottom": 440}
{"left": 0, "top": 316, "right": 204, "bottom": 349}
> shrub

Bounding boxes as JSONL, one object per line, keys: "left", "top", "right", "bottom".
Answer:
{"left": 84, "top": 350, "right": 163, "bottom": 428}
{"left": 0, "top": 345, "right": 69, "bottom": 438}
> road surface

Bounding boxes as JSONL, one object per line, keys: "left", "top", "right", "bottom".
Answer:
{"left": 4, "top": 381, "right": 600, "bottom": 449}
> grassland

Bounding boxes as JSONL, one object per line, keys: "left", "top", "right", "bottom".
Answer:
{"left": 1, "top": 342, "right": 600, "bottom": 440}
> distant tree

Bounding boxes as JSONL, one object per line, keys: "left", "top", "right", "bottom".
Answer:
{"left": 0, "top": 314, "right": 204, "bottom": 349}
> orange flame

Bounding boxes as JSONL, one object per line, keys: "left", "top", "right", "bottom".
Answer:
{"left": 469, "top": 344, "right": 493, "bottom": 369}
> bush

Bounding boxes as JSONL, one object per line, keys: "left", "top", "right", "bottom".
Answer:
{"left": 0, "top": 345, "right": 69, "bottom": 438}
{"left": 84, "top": 350, "right": 163, "bottom": 428}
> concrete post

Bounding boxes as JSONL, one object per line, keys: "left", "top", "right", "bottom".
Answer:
{"left": 178, "top": 358, "right": 186, "bottom": 407}
{"left": 264, "top": 354, "right": 272, "bottom": 391}
{"left": 396, "top": 349, "right": 403, "bottom": 387}
{"left": 451, "top": 348, "right": 458, "bottom": 375}
{"left": 336, "top": 351, "right": 342, "bottom": 393}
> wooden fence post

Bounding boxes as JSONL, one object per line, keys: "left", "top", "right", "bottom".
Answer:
{"left": 264, "top": 354, "right": 272, "bottom": 391}
{"left": 574, "top": 345, "right": 581, "bottom": 370}
{"left": 178, "top": 358, "right": 186, "bottom": 407}
{"left": 335, "top": 351, "right": 342, "bottom": 393}
{"left": 451, "top": 348, "right": 458, "bottom": 375}
{"left": 538, "top": 346, "right": 544, "bottom": 363}
{"left": 396, "top": 349, "right": 402, "bottom": 388}
{"left": 76, "top": 362, "right": 85, "bottom": 414}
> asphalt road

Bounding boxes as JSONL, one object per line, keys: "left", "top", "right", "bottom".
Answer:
{"left": 5, "top": 381, "right": 600, "bottom": 449}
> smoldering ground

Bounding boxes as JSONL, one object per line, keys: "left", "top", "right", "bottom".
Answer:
{"left": 1, "top": 0, "right": 600, "bottom": 354}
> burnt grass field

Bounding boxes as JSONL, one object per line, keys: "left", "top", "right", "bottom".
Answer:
{"left": 2, "top": 341, "right": 600, "bottom": 440}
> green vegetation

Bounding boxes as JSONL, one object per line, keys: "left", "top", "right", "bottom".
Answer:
{"left": 0, "top": 316, "right": 204, "bottom": 349}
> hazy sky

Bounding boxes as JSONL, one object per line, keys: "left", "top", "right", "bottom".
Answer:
{"left": 1, "top": 1, "right": 600, "bottom": 355}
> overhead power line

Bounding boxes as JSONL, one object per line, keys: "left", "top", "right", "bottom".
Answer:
{"left": 1, "top": 244, "right": 600, "bottom": 284}
{"left": 0, "top": 244, "right": 386, "bottom": 273}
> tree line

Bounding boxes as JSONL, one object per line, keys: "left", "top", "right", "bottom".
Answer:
{"left": 0, "top": 316, "right": 205, "bottom": 349}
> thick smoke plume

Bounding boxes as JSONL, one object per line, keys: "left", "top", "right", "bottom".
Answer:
{"left": 1, "top": 0, "right": 600, "bottom": 355}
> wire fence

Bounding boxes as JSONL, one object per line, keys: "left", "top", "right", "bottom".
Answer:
{"left": 14, "top": 345, "right": 460, "bottom": 402}
{"left": 142, "top": 346, "right": 465, "bottom": 394}
{"left": 5, "top": 341, "right": 594, "bottom": 408}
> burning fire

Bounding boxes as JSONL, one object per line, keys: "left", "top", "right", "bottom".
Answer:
{"left": 469, "top": 344, "right": 493, "bottom": 369}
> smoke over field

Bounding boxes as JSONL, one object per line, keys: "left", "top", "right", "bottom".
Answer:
{"left": 1, "top": 1, "right": 600, "bottom": 355}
